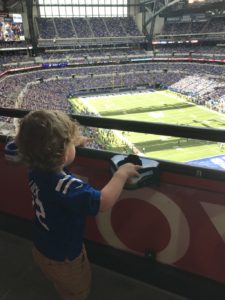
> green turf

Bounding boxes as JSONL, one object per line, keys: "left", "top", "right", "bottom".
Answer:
{"left": 71, "top": 90, "right": 225, "bottom": 162}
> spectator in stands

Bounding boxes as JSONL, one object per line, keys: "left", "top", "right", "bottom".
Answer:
{"left": 15, "top": 109, "right": 140, "bottom": 300}
{"left": 12, "top": 22, "right": 22, "bottom": 41}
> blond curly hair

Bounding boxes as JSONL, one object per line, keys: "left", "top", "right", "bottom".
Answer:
{"left": 16, "top": 110, "right": 80, "bottom": 172}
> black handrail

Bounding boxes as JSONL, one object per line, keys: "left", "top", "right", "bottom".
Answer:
{"left": 1, "top": 107, "right": 225, "bottom": 142}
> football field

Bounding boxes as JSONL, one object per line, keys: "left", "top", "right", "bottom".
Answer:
{"left": 71, "top": 90, "right": 225, "bottom": 163}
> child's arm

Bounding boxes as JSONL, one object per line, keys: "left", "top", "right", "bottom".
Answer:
{"left": 99, "top": 163, "right": 141, "bottom": 212}
{"left": 76, "top": 136, "right": 92, "bottom": 147}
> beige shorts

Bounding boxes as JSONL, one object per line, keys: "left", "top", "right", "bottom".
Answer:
{"left": 32, "top": 246, "right": 91, "bottom": 300}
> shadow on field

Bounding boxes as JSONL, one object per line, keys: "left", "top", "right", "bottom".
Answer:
{"left": 100, "top": 103, "right": 193, "bottom": 116}
{"left": 208, "top": 119, "right": 225, "bottom": 126}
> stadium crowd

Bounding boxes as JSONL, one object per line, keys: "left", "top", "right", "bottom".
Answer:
{"left": 36, "top": 17, "right": 143, "bottom": 40}
{"left": 0, "top": 62, "right": 224, "bottom": 119}
{"left": 155, "top": 45, "right": 225, "bottom": 58}
{"left": 161, "top": 17, "right": 225, "bottom": 35}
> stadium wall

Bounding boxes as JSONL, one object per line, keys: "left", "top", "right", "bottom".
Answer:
{"left": 128, "top": 0, "right": 143, "bottom": 32}
{"left": 31, "top": 3, "right": 39, "bottom": 42}
{"left": 135, "top": 12, "right": 143, "bottom": 33}
{"left": 154, "top": 15, "right": 165, "bottom": 35}
{"left": 21, "top": 5, "right": 30, "bottom": 40}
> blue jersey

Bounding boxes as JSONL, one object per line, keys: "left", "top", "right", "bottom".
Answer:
{"left": 28, "top": 168, "right": 100, "bottom": 261}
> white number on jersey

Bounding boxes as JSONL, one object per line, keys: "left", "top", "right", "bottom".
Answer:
{"left": 29, "top": 181, "right": 49, "bottom": 231}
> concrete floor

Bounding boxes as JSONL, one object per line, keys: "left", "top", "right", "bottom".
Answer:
{"left": 0, "top": 230, "right": 188, "bottom": 300}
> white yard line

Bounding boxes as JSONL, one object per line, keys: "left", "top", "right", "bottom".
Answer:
{"left": 80, "top": 98, "right": 100, "bottom": 115}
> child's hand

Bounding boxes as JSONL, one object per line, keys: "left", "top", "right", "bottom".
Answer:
{"left": 100, "top": 163, "right": 142, "bottom": 211}
{"left": 77, "top": 136, "right": 93, "bottom": 147}
{"left": 116, "top": 163, "right": 142, "bottom": 180}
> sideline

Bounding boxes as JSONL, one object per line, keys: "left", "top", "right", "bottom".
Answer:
{"left": 159, "top": 90, "right": 225, "bottom": 119}
{"left": 79, "top": 97, "right": 144, "bottom": 156}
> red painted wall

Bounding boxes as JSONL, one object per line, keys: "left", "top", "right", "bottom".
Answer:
{"left": 1, "top": 144, "right": 225, "bottom": 284}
